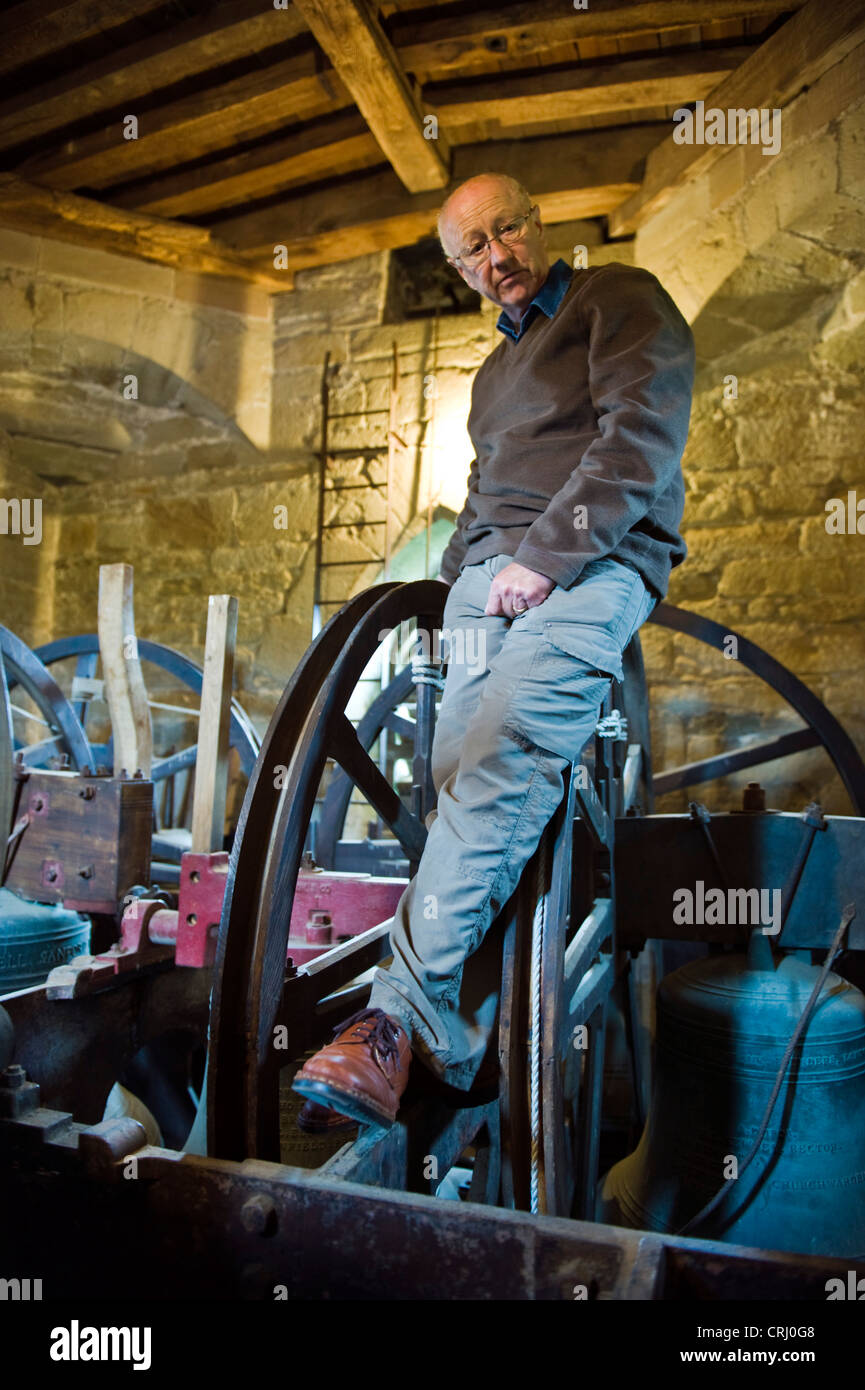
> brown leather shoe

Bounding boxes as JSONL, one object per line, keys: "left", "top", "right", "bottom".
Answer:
{"left": 296, "top": 1098, "right": 356, "bottom": 1135}
{"left": 291, "top": 1008, "right": 411, "bottom": 1127}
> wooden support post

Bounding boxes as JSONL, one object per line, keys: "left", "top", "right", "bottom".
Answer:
{"left": 190, "top": 595, "right": 238, "bottom": 854}
{"left": 97, "top": 564, "right": 152, "bottom": 778}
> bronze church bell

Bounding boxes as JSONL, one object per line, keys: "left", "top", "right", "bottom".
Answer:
{"left": 598, "top": 932, "right": 865, "bottom": 1256}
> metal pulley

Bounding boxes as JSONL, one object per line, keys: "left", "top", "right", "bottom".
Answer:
{"left": 598, "top": 931, "right": 865, "bottom": 1256}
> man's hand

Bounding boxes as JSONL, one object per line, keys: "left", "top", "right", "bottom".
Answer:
{"left": 484, "top": 562, "right": 554, "bottom": 619}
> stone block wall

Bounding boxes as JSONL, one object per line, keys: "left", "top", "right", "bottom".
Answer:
{"left": 637, "top": 57, "right": 865, "bottom": 816}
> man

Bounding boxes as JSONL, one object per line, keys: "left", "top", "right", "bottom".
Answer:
{"left": 293, "top": 172, "right": 694, "bottom": 1130}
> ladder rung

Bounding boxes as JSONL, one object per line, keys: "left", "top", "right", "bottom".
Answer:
{"left": 324, "top": 448, "right": 387, "bottom": 458}
{"left": 326, "top": 408, "right": 390, "bottom": 419}
{"left": 318, "top": 559, "right": 385, "bottom": 567}
{"left": 323, "top": 482, "right": 386, "bottom": 492}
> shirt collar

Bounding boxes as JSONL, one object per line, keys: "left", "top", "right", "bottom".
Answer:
{"left": 495, "top": 258, "right": 573, "bottom": 342}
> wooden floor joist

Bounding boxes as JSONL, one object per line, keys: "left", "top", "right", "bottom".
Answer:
{"left": 293, "top": 0, "right": 450, "bottom": 193}
{"left": 391, "top": 0, "right": 803, "bottom": 78}
{"left": 16, "top": 51, "right": 351, "bottom": 192}
{"left": 427, "top": 48, "right": 752, "bottom": 136}
{"left": 0, "top": 1, "right": 307, "bottom": 156}
{"left": 0, "top": 0, "right": 173, "bottom": 79}
{"left": 111, "top": 116, "right": 383, "bottom": 220}
{"left": 210, "top": 125, "right": 663, "bottom": 265}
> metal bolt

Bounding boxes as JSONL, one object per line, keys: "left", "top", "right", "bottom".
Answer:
{"left": 241, "top": 1193, "right": 277, "bottom": 1237}
{"left": 45, "top": 868, "right": 58, "bottom": 883}
{"left": 1, "top": 1065, "right": 26, "bottom": 1090}
{"left": 79, "top": 786, "right": 95, "bottom": 800}
{"left": 742, "top": 781, "right": 766, "bottom": 812}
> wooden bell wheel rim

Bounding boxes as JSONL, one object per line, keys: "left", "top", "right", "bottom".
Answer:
{"left": 207, "top": 581, "right": 442, "bottom": 1161}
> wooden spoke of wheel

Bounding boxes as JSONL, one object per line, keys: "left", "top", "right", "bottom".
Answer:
{"left": 0, "top": 624, "right": 93, "bottom": 776}
{"left": 648, "top": 604, "right": 865, "bottom": 812}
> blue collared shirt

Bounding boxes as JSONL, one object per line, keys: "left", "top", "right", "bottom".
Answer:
{"left": 495, "top": 257, "right": 573, "bottom": 343}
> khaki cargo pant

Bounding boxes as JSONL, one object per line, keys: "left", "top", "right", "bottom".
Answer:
{"left": 367, "top": 553, "right": 655, "bottom": 1090}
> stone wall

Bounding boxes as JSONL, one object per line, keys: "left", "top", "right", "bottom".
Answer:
{"left": 637, "top": 50, "right": 865, "bottom": 816}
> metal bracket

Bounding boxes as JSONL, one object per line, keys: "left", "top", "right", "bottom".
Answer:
{"left": 778, "top": 801, "right": 828, "bottom": 940}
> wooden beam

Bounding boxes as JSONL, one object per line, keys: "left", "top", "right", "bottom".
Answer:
{"left": 609, "top": 0, "right": 865, "bottom": 236}
{"left": 211, "top": 124, "right": 662, "bottom": 266}
{"left": 112, "top": 115, "right": 382, "bottom": 219}
{"left": 97, "top": 564, "right": 153, "bottom": 780}
{"left": 0, "top": 0, "right": 171, "bottom": 78}
{"left": 16, "top": 51, "right": 351, "bottom": 192}
{"left": 428, "top": 48, "right": 750, "bottom": 135}
{"left": 0, "top": 0, "right": 307, "bottom": 155}
{"left": 190, "top": 595, "right": 238, "bottom": 856}
{"left": 292, "top": 0, "right": 449, "bottom": 192}
{"left": 0, "top": 175, "right": 292, "bottom": 291}
{"left": 0, "top": 0, "right": 799, "bottom": 155}
{"left": 391, "top": 1, "right": 804, "bottom": 78}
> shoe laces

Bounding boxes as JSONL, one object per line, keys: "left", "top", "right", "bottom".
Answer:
{"left": 335, "top": 1008, "right": 402, "bottom": 1075}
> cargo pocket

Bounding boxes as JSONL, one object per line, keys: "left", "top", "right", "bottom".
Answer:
{"left": 541, "top": 620, "right": 625, "bottom": 682}
{"left": 501, "top": 640, "right": 613, "bottom": 763}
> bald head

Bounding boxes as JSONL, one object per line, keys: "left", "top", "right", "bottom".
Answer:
{"left": 437, "top": 174, "right": 533, "bottom": 255}
{"left": 436, "top": 172, "right": 549, "bottom": 327}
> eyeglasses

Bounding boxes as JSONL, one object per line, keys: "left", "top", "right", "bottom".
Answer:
{"left": 448, "top": 206, "right": 538, "bottom": 268}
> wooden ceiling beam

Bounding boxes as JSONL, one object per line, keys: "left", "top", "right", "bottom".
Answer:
{"left": 16, "top": 52, "right": 351, "bottom": 191}
{"left": 292, "top": 0, "right": 449, "bottom": 192}
{"left": 209, "top": 124, "right": 663, "bottom": 267}
{"left": 429, "top": 47, "right": 751, "bottom": 134}
{"left": 0, "top": 0, "right": 307, "bottom": 155}
{"left": 13, "top": 44, "right": 750, "bottom": 197}
{"left": 0, "top": 0, "right": 172, "bottom": 78}
{"left": 608, "top": 0, "right": 865, "bottom": 236}
{"left": 111, "top": 115, "right": 382, "bottom": 218}
{"left": 391, "top": 1, "right": 804, "bottom": 78}
{"left": 0, "top": 174, "right": 290, "bottom": 290}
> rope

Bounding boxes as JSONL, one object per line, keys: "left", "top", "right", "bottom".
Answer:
{"left": 410, "top": 658, "right": 445, "bottom": 691}
{"left": 529, "top": 836, "right": 548, "bottom": 1216}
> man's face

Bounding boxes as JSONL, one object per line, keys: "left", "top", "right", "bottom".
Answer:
{"left": 441, "top": 180, "right": 550, "bottom": 324}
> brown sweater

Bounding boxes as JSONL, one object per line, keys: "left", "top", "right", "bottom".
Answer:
{"left": 439, "top": 261, "right": 694, "bottom": 598}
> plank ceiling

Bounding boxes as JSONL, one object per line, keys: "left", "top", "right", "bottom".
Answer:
{"left": 0, "top": 1, "right": 805, "bottom": 288}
